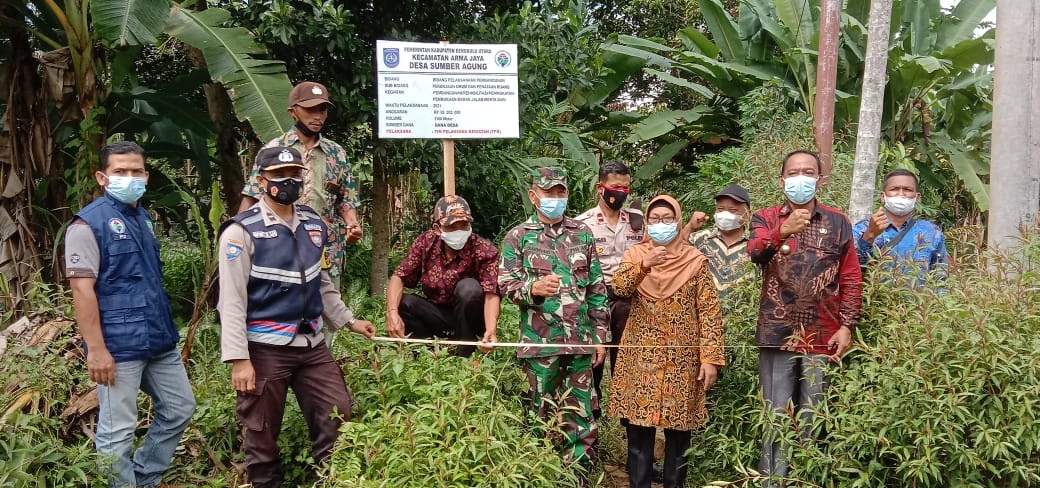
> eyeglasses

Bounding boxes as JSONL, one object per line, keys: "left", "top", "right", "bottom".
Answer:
{"left": 647, "top": 217, "right": 677, "bottom": 225}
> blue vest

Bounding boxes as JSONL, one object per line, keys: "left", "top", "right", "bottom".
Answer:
{"left": 75, "top": 194, "right": 178, "bottom": 362}
{"left": 224, "top": 204, "right": 327, "bottom": 345}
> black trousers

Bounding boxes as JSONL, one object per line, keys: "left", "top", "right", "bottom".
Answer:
{"left": 398, "top": 278, "right": 485, "bottom": 356}
{"left": 592, "top": 287, "right": 631, "bottom": 417}
{"left": 626, "top": 423, "right": 691, "bottom": 488}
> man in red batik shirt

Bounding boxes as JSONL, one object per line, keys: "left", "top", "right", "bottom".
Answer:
{"left": 747, "top": 150, "right": 862, "bottom": 487}
{"left": 386, "top": 195, "right": 500, "bottom": 356}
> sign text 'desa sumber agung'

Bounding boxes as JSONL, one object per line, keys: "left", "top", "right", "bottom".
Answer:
{"left": 377, "top": 40, "right": 519, "bottom": 139}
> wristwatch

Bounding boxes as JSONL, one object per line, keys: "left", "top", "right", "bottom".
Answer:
{"left": 344, "top": 318, "right": 357, "bottom": 328}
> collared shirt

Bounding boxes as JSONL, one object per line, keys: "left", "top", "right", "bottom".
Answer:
{"left": 242, "top": 129, "right": 360, "bottom": 277}
{"left": 748, "top": 202, "right": 862, "bottom": 354}
{"left": 498, "top": 215, "right": 609, "bottom": 358}
{"left": 852, "top": 216, "right": 949, "bottom": 286}
{"left": 393, "top": 229, "right": 500, "bottom": 304}
{"left": 575, "top": 206, "right": 644, "bottom": 285}
{"left": 217, "top": 197, "right": 354, "bottom": 362}
{"left": 689, "top": 227, "right": 752, "bottom": 299}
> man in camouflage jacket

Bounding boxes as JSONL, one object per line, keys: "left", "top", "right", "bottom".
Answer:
{"left": 498, "top": 167, "right": 609, "bottom": 476}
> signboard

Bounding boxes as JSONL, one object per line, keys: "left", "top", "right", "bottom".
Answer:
{"left": 376, "top": 40, "right": 520, "bottom": 139}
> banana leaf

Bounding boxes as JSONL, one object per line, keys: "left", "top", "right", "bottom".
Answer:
{"left": 165, "top": 5, "right": 293, "bottom": 143}
{"left": 92, "top": 0, "right": 169, "bottom": 46}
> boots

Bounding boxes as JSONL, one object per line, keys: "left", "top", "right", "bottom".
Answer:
{"left": 625, "top": 424, "right": 656, "bottom": 488}
{"left": 662, "top": 429, "right": 692, "bottom": 488}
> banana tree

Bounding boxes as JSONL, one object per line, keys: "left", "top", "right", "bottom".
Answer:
{"left": 594, "top": 0, "right": 994, "bottom": 212}
{"left": 0, "top": 0, "right": 294, "bottom": 314}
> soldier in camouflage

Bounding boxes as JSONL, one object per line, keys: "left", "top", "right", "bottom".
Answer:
{"left": 498, "top": 167, "right": 609, "bottom": 481}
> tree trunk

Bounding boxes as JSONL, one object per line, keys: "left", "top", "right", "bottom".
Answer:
{"left": 369, "top": 151, "right": 391, "bottom": 296}
{"left": 185, "top": 0, "right": 243, "bottom": 212}
{"left": 184, "top": 47, "right": 243, "bottom": 212}
{"left": 0, "top": 18, "right": 48, "bottom": 309}
{"left": 813, "top": 0, "right": 841, "bottom": 179}
{"left": 989, "top": 0, "right": 1040, "bottom": 253}
{"left": 848, "top": 0, "right": 894, "bottom": 222}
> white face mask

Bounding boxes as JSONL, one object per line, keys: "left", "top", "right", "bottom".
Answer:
{"left": 884, "top": 195, "right": 917, "bottom": 216}
{"left": 440, "top": 229, "right": 472, "bottom": 250}
{"left": 714, "top": 211, "right": 744, "bottom": 231}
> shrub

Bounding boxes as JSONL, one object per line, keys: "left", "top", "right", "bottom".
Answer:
{"left": 0, "top": 414, "right": 101, "bottom": 487}
{"left": 321, "top": 297, "right": 580, "bottom": 487}
{"left": 324, "top": 347, "right": 575, "bottom": 487}
{"left": 788, "top": 233, "right": 1040, "bottom": 487}
{"left": 699, "top": 230, "right": 1040, "bottom": 488}
{"left": 159, "top": 237, "right": 203, "bottom": 321}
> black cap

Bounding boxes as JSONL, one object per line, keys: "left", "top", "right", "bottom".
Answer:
{"left": 716, "top": 183, "right": 750, "bottom": 204}
{"left": 256, "top": 146, "right": 307, "bottom": 172}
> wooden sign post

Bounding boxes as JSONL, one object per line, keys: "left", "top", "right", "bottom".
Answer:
{"left": 442, "top": 138, "right": 455, "bottom": 196}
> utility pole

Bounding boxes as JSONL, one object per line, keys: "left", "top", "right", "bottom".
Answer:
{"left": 848, "top": 0, "right": 894, "bottom": 222}
{"left": 989, "top": 0, "right": 1040, "bottom": 253}
{"left": 813, "top": 0, "right": 842, "bottom": 179}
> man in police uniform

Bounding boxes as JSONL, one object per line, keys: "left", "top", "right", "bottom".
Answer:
{"left": 575, "top": 160, "right": 643, "bottom": 417}
{"left": 218, "top": 146, "right": 375, "bottom": 488}
{"left": 66, "top": 141, "right": 196, "bottom": 488}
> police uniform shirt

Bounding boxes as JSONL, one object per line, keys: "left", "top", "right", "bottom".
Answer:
{"left": 576, "top": 206, "right": 644, "bottom": 285}
{"left": 217, "top": 197, "right": 355, "bottom": 363}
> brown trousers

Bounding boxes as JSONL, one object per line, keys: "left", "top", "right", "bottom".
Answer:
{"left": 236, "top": 341, "right": 353, "bottom": 488}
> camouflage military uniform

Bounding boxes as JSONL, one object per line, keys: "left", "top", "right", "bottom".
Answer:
{"left": 498, "top": 168, "right": 609, "bottom": 468}
{"left": 243, "top": 129, "right": 360, "bottom": 279}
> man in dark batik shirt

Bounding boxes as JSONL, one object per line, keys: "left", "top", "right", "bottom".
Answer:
{"left": 747, "top": 150, "right": 862, "bottom": 486}
{"left": 386, "top": 195, "right": 500, "bottom": 356}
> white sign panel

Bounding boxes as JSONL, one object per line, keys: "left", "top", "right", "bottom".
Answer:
{"left": 376, "top": 40, "right": 520, "bottom": 139}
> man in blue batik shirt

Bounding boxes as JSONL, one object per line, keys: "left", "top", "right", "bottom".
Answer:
{"left": 853, "top": 169, "right": 949, "bottom": 286}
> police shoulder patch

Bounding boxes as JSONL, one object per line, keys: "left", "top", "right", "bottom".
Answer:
{"left": 309, "top": 230, "right": 323, "bottom": 247}
{"left": 226, "top": 239, "right": 244, "bottom": 261}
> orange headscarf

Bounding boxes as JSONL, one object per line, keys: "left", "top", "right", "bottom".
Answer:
{"left": 622, "top": 195, "right": 706, "bottom": 300}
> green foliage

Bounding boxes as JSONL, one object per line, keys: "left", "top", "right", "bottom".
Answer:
{"left": 91, "top": 0, "right": 169, "bottom": 47}
{"left": 0, "top": 415, "right": 101, "bottom": 488}
{"left": 159, "top": 237, "right": 203, "bottom": 321}
{"left": 164, "top": 4, "right": 294, "bottom": 143}
{"left": 316, "top": 295, "right": 577, "bottom": 487}
{"left": 324, "top": 345, "right": 574, "bottom": 487}
{"left": 787, "top": 235, "right": 1040, "bottom": 486}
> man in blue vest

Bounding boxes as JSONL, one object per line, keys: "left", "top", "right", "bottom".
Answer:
{"left": 217, "top": 146, "right": 375, "bottom": 488}
{"left": 65, "top": 141, "right": 196, "bottom": 487}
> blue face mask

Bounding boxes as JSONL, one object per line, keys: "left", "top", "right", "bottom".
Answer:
{"left": 106, "top": 175, "right": 147, "bottom": 204}
{"left": 538, "top": 197, "right": 568, "bottom": 219}
{"left": 783, "top": 175, "right": 818, "bottom": 205}
{"left": 647, "top": 222, "right": 678, "bottom": 244}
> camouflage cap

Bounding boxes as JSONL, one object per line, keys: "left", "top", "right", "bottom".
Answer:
{"left": 432, "top": 195, "right": 473, "bottom": 226}
{"left": 532, "top": 166, "right": 568, "bottom": 190}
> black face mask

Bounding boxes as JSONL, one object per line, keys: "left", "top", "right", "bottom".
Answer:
{"left": 601, "top": 187, "right": 629, "bottom": 211}
{"left": 265, "top": 177, "right": 303, "bottom": 205}
{"left": 294, "top": 119, "right": 320, "bottom": 138}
